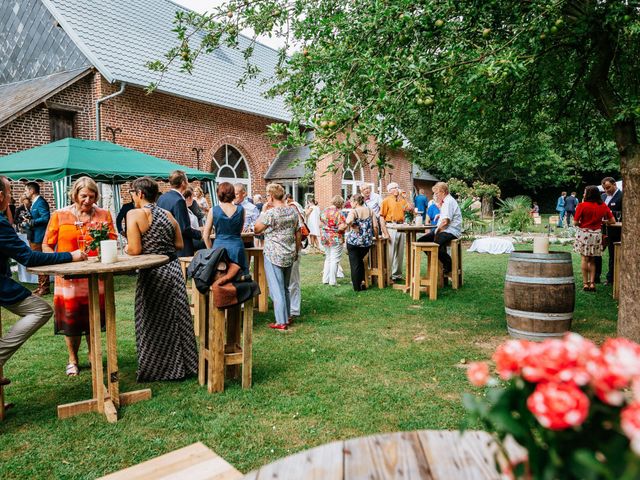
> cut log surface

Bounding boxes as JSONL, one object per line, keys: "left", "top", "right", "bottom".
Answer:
{"left": 98, "top": 442, "right": 242, "bottom": 480}
{"left": 27, "top": 254, "right": 170, "bottom": 276}
{"left": 243, "top": 430, "right": 525, "bottom": 479}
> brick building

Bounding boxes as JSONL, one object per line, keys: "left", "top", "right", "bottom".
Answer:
{"left": 1, "top": 0, "right": 434, "bottom": 209}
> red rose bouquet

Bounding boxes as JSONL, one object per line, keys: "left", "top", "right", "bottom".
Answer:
{"left": 87, "top": 221, "right": 111, "bottom": 255}
{"left": 464, "top": 333, "right": 640, "bottom": 479}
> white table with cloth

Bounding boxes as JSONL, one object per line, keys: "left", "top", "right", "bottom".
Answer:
{"left": 468, "top": 237, "right": 515, "bottom": 254}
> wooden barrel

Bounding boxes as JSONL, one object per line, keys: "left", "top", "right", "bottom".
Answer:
{"left": 504, "top": 252, "right": 575, "bottom": 341}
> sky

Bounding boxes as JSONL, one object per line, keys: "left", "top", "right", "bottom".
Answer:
{"left": 173, "top": 0, "right": 288, "bottom": 50}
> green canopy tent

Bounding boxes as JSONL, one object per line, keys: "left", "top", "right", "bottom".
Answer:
{"left": 0, "top": 138, "right": 217, "bottom": 211}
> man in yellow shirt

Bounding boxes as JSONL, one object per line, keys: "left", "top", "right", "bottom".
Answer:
{"left": 380, "top": 182, "right": 411, "bottom": 281}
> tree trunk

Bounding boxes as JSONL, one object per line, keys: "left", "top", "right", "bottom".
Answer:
{"left": 617, "top": 144, "right": 640, "bottom": 342}
{"left": 481, "top": 195, "right": 493, "bottom": 218}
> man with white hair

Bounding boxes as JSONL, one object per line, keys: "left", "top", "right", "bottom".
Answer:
{"left": 417, "top": 182, "right": 462, "bottom": 275}
{"left": 380, "top": 182, "right": 411, "bottom": 281}
{"left": 359, "top": 183, "right": 382, "bottom": 216}
{"left": 234, "top": 183, "right": 259, "bottom": 231}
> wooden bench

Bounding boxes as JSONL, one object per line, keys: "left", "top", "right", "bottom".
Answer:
{"left": 195, "top": 291, "right": 253, "bottom": 393}
{"left": 98, "top": 442, "right": 242, "bottom": 480}
{"left": 411, "top": 242, "right": 440, "bottom": 301}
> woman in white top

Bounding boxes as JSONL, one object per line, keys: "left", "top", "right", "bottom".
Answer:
{"left": 305, "top": 198, "right": 322, "bottom": 252}
{"left": 193, "top": 187, "right": 210, "bottom": 216}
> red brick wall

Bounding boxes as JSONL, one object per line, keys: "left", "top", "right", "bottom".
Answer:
{"left": 1, "top": 72, "right": 415, "bottom": 212}
{"left": 97, "top": 78, "right": 278, "bottom": 197}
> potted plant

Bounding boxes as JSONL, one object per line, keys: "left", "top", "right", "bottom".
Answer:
{"left": 464, "top": 333, "right": 640, "bottom": 479}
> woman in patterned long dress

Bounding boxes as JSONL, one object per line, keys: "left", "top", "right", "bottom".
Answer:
{"left": 125, "top": 177, "right": 198, "bottom": 381}
{"left": 43, "top": 177, "right": 116, "bottom": 376}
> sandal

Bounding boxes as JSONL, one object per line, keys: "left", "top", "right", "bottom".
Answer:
{"left": 66, "top": 363, "right": 79, "bottom": 377}
{"left": 589, "top": 282, "right": 596, "bottom": 292}
{"left": 583, "top": 284, "right": 590, "bottom": 291}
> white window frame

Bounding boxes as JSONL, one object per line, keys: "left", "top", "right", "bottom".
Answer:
{"left": 212, "top": 145, "right": 251, "bottom": 195}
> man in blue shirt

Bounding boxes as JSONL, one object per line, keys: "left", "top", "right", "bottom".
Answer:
{"left": 0, "top": 176, "right": 86, "bottom": 386}
{"left": 555, "top": 191, "right": 566, "bottom": 228}
{"left": 414, "top": 188, "right": 428, "bottom": 217}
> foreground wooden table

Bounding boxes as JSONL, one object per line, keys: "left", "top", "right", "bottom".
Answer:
{"left": 386, "top": 224, "right": 436, "bottom": 292}
{"left": 243, "top": 430, "right": 524, "bottom": 479}
{"left": 99, "top": 442, "right": 242, "bottom": 480}
{"left": 29, "top": 254, "right": 169, "bottom": 423}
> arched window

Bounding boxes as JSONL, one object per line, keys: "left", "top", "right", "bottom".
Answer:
{"left": 212, "top": 145, "right": 251, "bottom": 193}
{"left": 341, "top": 158, "right": 363, "bottom": 199}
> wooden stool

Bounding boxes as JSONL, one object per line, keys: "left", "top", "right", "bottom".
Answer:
{"left": 246, "top": 247, "right": 268, "bottom": 312}
{"left": 613, "top": 242, "right": 621, "bottom": 300}
{"left": 368, "top": 237, "right": 390, "bottom": 288}
{"left": 196, "top": 291, "right": 253, "bottom": 393}
{"left": 446, "top": 239, "right": 463, "bottom": 289}
{"left": 179, "top": 256, "right": 199, "bottom": 336}
{"left": 411, "top": 242, "right": 439, "bottom": 300}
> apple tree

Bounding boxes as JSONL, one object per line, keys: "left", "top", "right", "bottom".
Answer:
{"left": 151, "top": 0, "right": 640, "bottom": 339}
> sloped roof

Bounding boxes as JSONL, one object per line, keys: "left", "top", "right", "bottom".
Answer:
{"left": 0, "top": 0, "right": 90, "bottom": 85}
{"left": 0, "top": 68, "right": 92, "bottom": 128}
{"left": 43, "top": 0, "right": 290, "bottom": 122}
{"left": 412, "top": 165, "right": 438, "bottom": 182}
{"left": 265, "top": 144, "right": 311, "bottom": 180}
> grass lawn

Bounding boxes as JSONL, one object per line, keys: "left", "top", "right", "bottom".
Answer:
{"left": 0, "top": 245, "right": 617, "bottom": 479}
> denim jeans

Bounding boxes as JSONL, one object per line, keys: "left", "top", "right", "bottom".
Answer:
{"left": 264, "top": 257, "right": 292, "bottom": 325}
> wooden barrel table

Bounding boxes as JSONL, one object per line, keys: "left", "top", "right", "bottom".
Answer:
{"left": 504, "top": 251, "right": 575, "bottom": 341}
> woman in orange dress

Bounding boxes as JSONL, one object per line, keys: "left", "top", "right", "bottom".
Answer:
{"left": 43, "top": 177, "right": 116, "bottom": 376}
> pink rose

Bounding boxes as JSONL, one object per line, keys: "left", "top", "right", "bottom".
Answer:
{"left": 522, "top": 334, "right": 598, "bottom": 386}
{"left": 467, "top": 361, "right": 490, "bottom": 387}
{"left": 527, "top": 382, "right": 590, "bottom": 430}
{"left": 621, "top": 402, "right": 640, "bottom": 455}
{"left": 493, "top": 339, "right": 532, "bottom": 380}
{"left": 589, "top": 338, "right": 640, "bottom": 406}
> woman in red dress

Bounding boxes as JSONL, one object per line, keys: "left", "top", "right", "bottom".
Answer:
{"left": 573, "top": 185, "right": 615, "bottom": 292}
{"left": 43, "top": 177, "right": 116, "bottom": 376}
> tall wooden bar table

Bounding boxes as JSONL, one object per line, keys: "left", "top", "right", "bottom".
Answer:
{"left": 386, "top": 224, "right": 436, "bottom": 293}
{"left": 28, "top": 254, "right": 169, "bottom": 423}
{"left": 243, "top": 430, "right": 525, "bottom": 479}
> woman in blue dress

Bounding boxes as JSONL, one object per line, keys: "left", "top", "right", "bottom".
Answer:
{"left": 203, "top": 182, "right": 248, "bottom": 273}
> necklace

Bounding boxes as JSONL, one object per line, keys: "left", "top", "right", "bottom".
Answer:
{"left": 71, "top": 204, "right": 95, "bottom": 228}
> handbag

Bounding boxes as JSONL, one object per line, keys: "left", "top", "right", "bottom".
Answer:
{"left": 293, "top": 206, "right": 309, "bottom": 241}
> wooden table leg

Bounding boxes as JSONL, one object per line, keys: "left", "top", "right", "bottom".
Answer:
{"left": 57, "top": 274, "right": 151, "bottom": 422}
{"left": 104, "top": 273, "right": 120, "bottom": 411}
{"left": 258, "top": 255, "right": 268, "bottom": 313}
{"left": 403, "top": 232, "right": 415, "bottom": 293}
{"left": 88, "top": 275, "right": 107, "bottom": 417}
{"left": 242, "top": 304, "right": 253, "bottom": 389}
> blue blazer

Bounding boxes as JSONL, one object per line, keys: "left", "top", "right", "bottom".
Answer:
{"left": 0, "top": 216, "right": 71, "bottom": 306}
{"left": 29, "top": 196, "right": 50, "bottom": 243}
{"left": 156, "top": 190, "right": 202, "bottom": 257}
